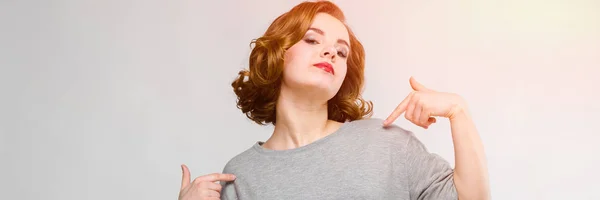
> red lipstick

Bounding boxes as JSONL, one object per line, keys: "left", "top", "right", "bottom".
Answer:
{"left": 313, "top": 62, "right": 334, "bottom": 75}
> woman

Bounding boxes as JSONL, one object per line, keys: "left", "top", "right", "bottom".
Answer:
{"left": 178, "top": 1, "right": 489, "bottom": 200}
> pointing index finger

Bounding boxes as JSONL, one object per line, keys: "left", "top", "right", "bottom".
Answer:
{"left": 383, "top": 92, "right": 414, "bottom": 127}
{"left": 197, "top": 173, "right": 237, "bottom": 183}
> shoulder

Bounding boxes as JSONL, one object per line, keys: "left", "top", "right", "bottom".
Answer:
{"left": 221, "top": 145, "right": 257, "bottom": 174}
{"left": 347, "top": 117, "right": 417, "bottom": 144}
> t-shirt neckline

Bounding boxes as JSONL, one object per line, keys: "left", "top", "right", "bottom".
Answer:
{"left": 252, "top": 121, "right": 355, "bottom": 156}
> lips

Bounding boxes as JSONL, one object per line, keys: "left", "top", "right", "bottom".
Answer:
{"left": 313, "top": 62, "right": 334, "bottom": 75}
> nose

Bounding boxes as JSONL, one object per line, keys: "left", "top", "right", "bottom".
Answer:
{"left": 320, "top": 46, "right": 337, "bottom": 61}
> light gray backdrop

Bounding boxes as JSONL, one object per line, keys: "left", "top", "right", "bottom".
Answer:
{"left": 1, "top": 0, "right": 599, "bottom": 199}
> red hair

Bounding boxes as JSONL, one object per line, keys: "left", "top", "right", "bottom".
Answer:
{"left": 231, "top": 1, "right": 373, "bottom": 125}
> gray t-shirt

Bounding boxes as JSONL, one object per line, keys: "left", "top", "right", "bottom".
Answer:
{"left": 220, "top": 118, "right": 457, "bottom": 200}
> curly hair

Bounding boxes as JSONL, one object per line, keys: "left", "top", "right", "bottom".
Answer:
{"left": 231, "top": 1, "right": 373, "bottom": 125}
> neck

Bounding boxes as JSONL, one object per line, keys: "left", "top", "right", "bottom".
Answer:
{"left": 262, "top": 87, "right": 341, "bottom": 150}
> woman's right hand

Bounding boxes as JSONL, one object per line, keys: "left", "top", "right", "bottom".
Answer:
{"left": 178, "top": 164, "right": 236, "bottom": 200}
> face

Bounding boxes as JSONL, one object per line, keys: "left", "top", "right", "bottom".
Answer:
{"left": 281, "top": 13, "right": 350, "bottom": 102}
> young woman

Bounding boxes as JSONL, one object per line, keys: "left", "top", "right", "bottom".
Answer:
{"left": 178, "top": 1, "right": 489, "bottom": 200}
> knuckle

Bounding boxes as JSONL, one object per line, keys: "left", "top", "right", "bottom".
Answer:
{"left": 221, "top": 174, "right": 230, "bottom": 179}
{"left": 192, "top": 178, "right": 202, "bottom": 185}
{"left": 200, "top": 189, "right": 209, "bottom": 196}
{"left": 416, "top": 97, "right": 423, "bottom": 105}
{"left": 208, "top": 173, "right": 219, "bottom": 180}
{"left": 216, "top": 174, "right": 226, "bottom": 180}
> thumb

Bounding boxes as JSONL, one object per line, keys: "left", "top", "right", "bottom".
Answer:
{"left": 180, "top": 164, "right": 191, "bottom": 190}
{"left": 409, "top": 76, "right": 431, "bottom": 91}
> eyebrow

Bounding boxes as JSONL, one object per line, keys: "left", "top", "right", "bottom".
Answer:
{"left": 308, "top": 27, "right": 350, "bottom": 49}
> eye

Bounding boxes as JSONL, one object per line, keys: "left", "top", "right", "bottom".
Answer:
{"left": 304, "top": 38, "right": 319, "bottom": 45}
{"left": 337, "top": 49, "right": 348, "bottom": 58}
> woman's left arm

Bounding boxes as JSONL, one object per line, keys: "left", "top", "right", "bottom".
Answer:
{"left": 383, "top": 77, "right": 490, "bottom": 200}
{"left": 447, "top": 104, "right": 490, "bottom": 200}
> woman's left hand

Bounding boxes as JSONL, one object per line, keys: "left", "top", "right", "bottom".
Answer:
{"left": 383, "top": 77, "right": 467, "bottom": 129}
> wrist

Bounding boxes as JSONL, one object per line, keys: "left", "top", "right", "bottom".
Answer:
{"left": 448, "top": 100, "right": 470, "bottom": 121}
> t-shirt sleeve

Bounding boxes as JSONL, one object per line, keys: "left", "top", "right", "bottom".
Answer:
{"left": 404, "top": 131, "right": 458, "bottom": 200}
{"left": 220, "top": 181, "right": 238, "bottom": 200}
{"left": 220, "top": 164, "right": 238, "bottom": 200}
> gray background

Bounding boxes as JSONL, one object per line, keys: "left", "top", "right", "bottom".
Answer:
{"left": 1, "top": 0, "right": 599, "bottom": 199}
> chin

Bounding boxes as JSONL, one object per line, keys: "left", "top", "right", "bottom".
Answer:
{"left": 309, "top": 82, "right": 341, "bottom": 99}
{"left": 283, "top": 71, "right": 342, "bottom": 98}
{"left": 288, "top": 78, "right": 338, "bottom": 98}
{"left": 304, "top": 75, "right": 338, "bottom": 89}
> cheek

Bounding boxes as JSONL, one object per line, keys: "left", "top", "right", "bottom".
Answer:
{"left": 337, "top": 64, "right": 349, "bottom": 81}
{"left": 283, "top": 45, "right": 311, "bottom": 81}
{"left": 283, "top": 47, "right": 296, "bottom": 67}
{"left": 285, "top": 43, "right": 310, "bottom": 62}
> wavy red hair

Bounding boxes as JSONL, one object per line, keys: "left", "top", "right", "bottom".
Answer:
{"left": 231, "top": 1, "right": 373, "bottom": 125}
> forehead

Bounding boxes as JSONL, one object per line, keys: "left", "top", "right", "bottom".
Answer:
{"left": 309, "top": 13, "right": 350, "bottom": 42}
